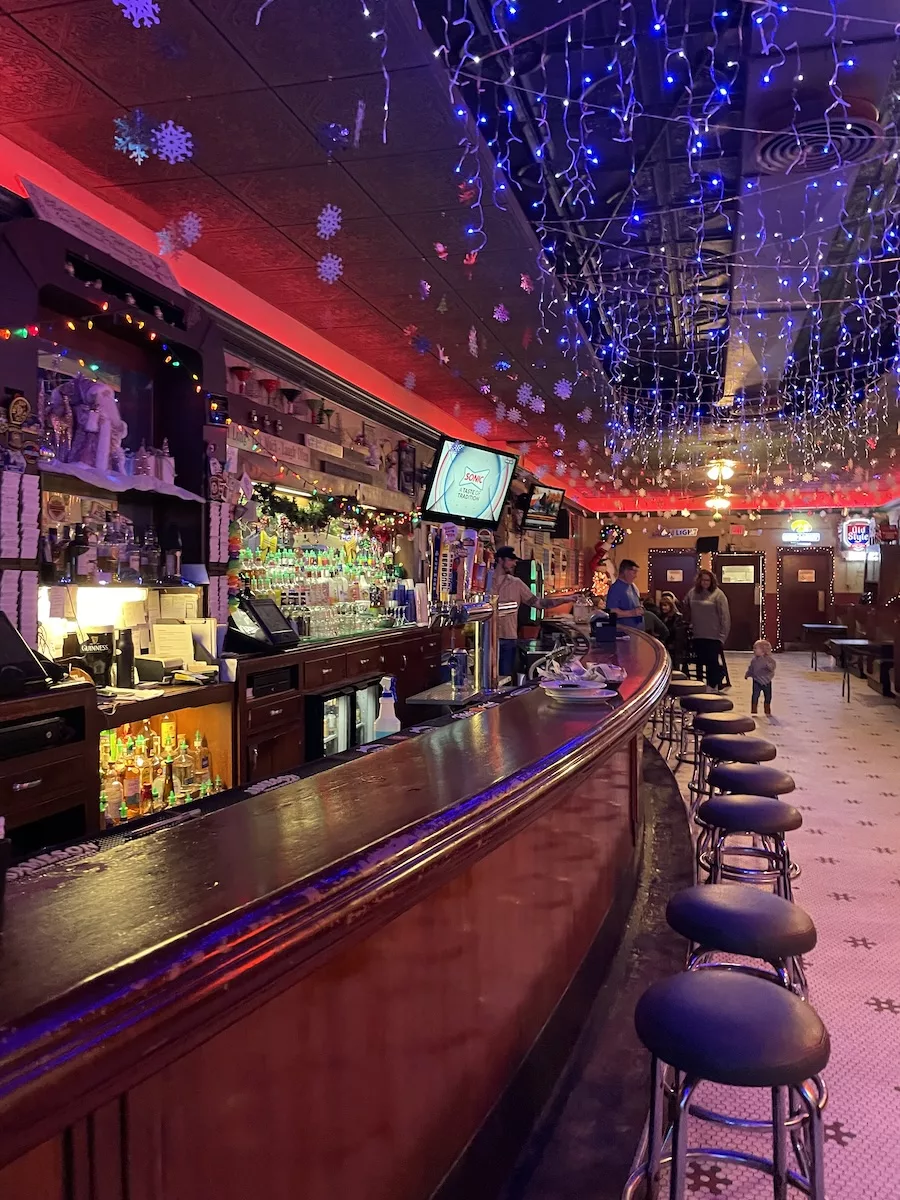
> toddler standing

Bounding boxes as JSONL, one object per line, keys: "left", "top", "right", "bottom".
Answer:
{"left": 745, "top": 639, "right": 776, "bottom": 716}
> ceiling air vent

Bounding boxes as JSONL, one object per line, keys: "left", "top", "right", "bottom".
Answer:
{"left": 756, "top": 97, "right": 882, "bottom": 175}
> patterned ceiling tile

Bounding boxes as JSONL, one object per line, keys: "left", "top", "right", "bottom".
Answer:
{"left": 15, "top": 0, "right": 260, "bottom": 107}
{"left": 281, "top": 215, "right": 420, "bottom": 263}
{"left": 0, "top": 15, "right": 108, "bottom": 123}
{"left": 173, "top": 90, "right": 326, "bottom": 175}
{"left": 219, "top": 163, "right": 379, "bottom": 225}
{"left": 278, "top": 66, "right": 463, "bottom": 161}
{"left": 191, "top": 0, "right": 432, "bottom": 88}
{"left": 343, "top": 148, "right": 464, "bottom": 215}
{"left": 194, "top": 227, "right": 315, "bottom": 274}
{"left": 95, "top": 177, "right": 264, "bottom": 233}
{"left": 283, "top": 291, "right": 387, "bottom": 331}
{"left": 339, "top": 253, "right": 436, "bottom": 296}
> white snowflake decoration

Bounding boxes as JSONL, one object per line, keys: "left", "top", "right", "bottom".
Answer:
{"left": 403, "top": 372, "right": 416, "bottom": 390}
{"left": 113, "top": 0, "right": 160, "bottom": 28}
{"left": 113, "top": 110, "right": 150, "bottom": 163}
{"left": 534, "top": 464, "right": 547, "bottom": 478}
{"left": 554, "top": 378, "right": 573, "bottom": 400}
{"left": 516, "top": 382, "right": 533, "bottom": 406}
{"left": 555, "top": 462, "right": 566, "bottom": 477}
{"left": 317, "top": 253, "right": 344, "bottom": 284}
{"left": 156, "top": 225, "right": 176, "bottom": 257}
{"left": 316, "top": 203, "right": 342, "bottom": 240}
{"left": 493, "top": 303, "right": 510, "bottom": 323}
{"left": 577, "top": 406, "right": 592, "bottom": 423}
{"left": 151, "top": 120, "right": 193, "bottom": 165}
{"left": 495, "top": 402, "right": 507, "bottom": 421}
{"left": 178, "top": 210, "right": 202, "bottom": 247}
{"left": 507, "top": 407, "right": 522, "bottom": 424}
{"left": 578, "top": 439, "right": 590, "bottom": 454}
{"left": 473, "top": 417, "right": 492, "bottom": 436}
{"left": 468, "top": 326, "right": 479, "bottom": 357}
{"left": 529, "top": 394, "right": 545, "bottom": 414}
{"left": 553, "top": 423, "right": 566, "bottom": 439}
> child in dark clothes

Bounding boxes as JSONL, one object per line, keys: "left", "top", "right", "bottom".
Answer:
{"left": 746, "top": 638, "right": 776, "bottom": 716}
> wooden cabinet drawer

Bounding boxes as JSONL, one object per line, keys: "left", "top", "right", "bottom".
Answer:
{"left": 0, "top": 748, "right": 89, "bottom": 815}
{"left": 304, "top": 653, "right": 347, "bottom": 691}
{"left": 247, "top": 694, "right": 302, "bottom": 735}
{"left": 346, "top": 645, "right": 385, "bottom": 679}
{"left": 420, "top": 634, "right": 442, "bottom": 665}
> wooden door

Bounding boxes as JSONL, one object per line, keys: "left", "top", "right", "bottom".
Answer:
{"left": 648, "top": 549, "right": 697, "bottom": 606}
{"left": 777, "top": 549, "right": 834, "bottom": 647}
{"left": 713, "top": 552, "right": 763, "bottom": 650}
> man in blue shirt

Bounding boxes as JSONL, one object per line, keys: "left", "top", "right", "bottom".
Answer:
{"left": 605, "top": 559, "right": 645, "bottom": 628}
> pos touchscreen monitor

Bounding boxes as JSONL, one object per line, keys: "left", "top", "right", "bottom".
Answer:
{"left": 421, "top": 437, "right": 518, "bottom": 530}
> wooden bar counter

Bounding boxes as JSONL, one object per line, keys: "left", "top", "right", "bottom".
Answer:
{"left": 0, "top": 631, "right": 669, "bottom": 1200}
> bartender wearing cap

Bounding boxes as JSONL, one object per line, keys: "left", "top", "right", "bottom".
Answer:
{"left": 491, "top": 547, "right": 580, "bottom": 679}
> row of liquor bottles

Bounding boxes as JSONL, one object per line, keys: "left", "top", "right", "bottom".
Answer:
{"left": 99, "top": 713, "right": 222, "bottom": 828}
{"left": 41, "top": 516, "right": 184, "bottom": 585}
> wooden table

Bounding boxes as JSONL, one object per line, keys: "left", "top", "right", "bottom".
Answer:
{"left": 825, "top": 638, "right": 894, "bottom": 701}
{"left": 801, "top": 623, "right": 848, "bottom": 671}
{"left": 0, "top": 633, "right": 669, "bottom": 1200}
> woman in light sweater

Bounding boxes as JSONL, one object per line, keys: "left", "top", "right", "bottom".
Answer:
{"left": 684, "top": 570, "right": 731, "bottom": 690}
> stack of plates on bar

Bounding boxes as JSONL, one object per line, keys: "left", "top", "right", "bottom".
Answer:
{"left": 539, "top": 679, "right": 617, "bottom": 704}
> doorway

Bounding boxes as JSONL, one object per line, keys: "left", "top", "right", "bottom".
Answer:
{"left": 777, "top": 549, "right": 834, "bottom": 648}
{"left": 712, "top": 552, "right": 764, "bottom": 650}
{"left": 648, "top": 548, "right": 698, "bottom": 607}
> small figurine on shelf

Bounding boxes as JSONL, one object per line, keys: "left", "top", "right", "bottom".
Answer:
{"left": 125, "top": 292, "right": 137, "bottom": 307}
{"left": 88, "top": 382, "right": 127, "bottom": 473}
{"left": 64, "top": 260, "right": 75, "bottom": 276}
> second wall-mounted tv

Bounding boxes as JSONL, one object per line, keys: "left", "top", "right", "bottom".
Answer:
{"left": 522, "top": 484, "right": 565, "bottom": 532}
{"left": 421, "top": 436, "right": 518, "bottom": 531}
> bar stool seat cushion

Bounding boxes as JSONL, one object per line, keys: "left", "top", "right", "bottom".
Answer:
{"left": 693, "top": 713, "right": 755, "bottom": 735}
{"left": 667, "top": 884, "right": 816, "bottom": 959}
{"left": 700, "top": 734, "right": 777, "bottom": 764}
{"left": 671, "top": 671, "right": 689, "bottom": 680}
{"left": 635, "top": 972, "right": 830, "bottom": 1087}
{"left": 668, "top": 681, "right": 710, "bottom": 698}
{"left": 698, "top": 793, "right": 802, "bottom": 835}
{"left": 708, "top": 762, "right": 795, "bottom": 797}
{"left": 680, "top": 694, "right": 733, "bottom": 714}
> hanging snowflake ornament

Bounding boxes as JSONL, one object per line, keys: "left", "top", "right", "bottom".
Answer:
{"left": 178, "top": 210, "right": 202, "bottom": 247}
{"left": 493, "top": 303, "right": 510, "bottom": 323}
{"left": 578, "top": 439, "right": 590, "bottom": 455}
{"left": 468, "top": 327, "right": 479, "bottom": 357}
{"left": 113, "top": 0, "right": 160, "bottom": 28}
{"left": 507, "top": 407, "right": 522, "bottom": 424}
{"left": 577, "top": 406, "right": 592, "bottom": 424}
{"left": 520, "top": 273, "right": 533, "bottom": 293}
{"left": 516, "top": 382, "right": 533, "bottom": 406}
{"left": 113, "top": 109, "right": 150, "bottom": 163}
{"left": 495, "top": 402, "right": 507, "bottom": 421}
{"left": 534, "top": 464, "right": 547, "bottom": 478}
{"left": 554, "top": 378, "right": 573, "bottom": 400}
{"left": 529, "top": 394, "right": 545, "bottom": 414}
{"left": 403, "top": 372, "right": 416, "bottom": 390}
{"left": 316, "top": 203, "right": 342, "bottom": 240}
{"left": 473, "top": 418, "right": 492, "bottom": 437}
{"left": 553, "top": 423, "right": 566, "bottom": 439}
{"left": 156, "top": 225, "right": 177, "bottom": 257}
{"left": 150, "top": 120, "right": 193, "bottom": 165}
{"left": 316, "top": 252, "right": 343, "bottom": 284}
{"left": 555, "top": 462, "right": 566, "bottom": 477}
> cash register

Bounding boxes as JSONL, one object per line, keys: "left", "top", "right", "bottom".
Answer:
{"left": 223, "top": 593, "right": 301, "bottom": 654}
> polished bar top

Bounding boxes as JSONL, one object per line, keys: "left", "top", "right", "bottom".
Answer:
{"left": 0, "top": 631, "right": 667, "bottom": 1148}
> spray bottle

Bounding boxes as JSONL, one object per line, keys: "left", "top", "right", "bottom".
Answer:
{"left": 373, "top": 675, "right": 402, "bottom": 739}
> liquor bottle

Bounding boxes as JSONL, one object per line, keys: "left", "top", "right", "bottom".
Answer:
{"left": 68, "top": 524, "right": 96, "bottom": 584}
{"left": 99, "top": 790, "right": 108, "bottom": 831}
{"left": 160, "top": 713, "right": 177, "bottom": 754}
{"left": 173, "top": 738, "right": 194, "bottom": 796}
{"left": 150, "top": 753, "right": 166, "bottom": 811}
{"left": 162, "top": 524, "right": 183, "bottom": 582}
{"left": 141, "top": 525, "right": 160, "bottom": 584}
{"left": 213, "top": 775, "right": 223, "bottom": 794}
{"left": 103, "top": 759, "right": 123, "bottom": 820}
{"left": 163, "top": 755, "right": 176, "bottom": 806}
{"left": 192, "top": 729, "right": 211, "bottom": 786}
{"left": 135, "top": 736, "right": 154, "bottom": 815}
{"left": 140, "top": 718, "right": 160, "bottom": 758}
{"left": 121, "top": 741, "right": 141, "bottom": 819}
{"left": 115, "top": 628, "right": 135, "bottom": 688}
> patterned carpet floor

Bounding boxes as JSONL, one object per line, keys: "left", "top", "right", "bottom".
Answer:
{"left": 656, "top": 651, "right": 900, "bottom": 1199}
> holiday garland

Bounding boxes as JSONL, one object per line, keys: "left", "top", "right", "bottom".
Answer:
{"left": 252, "top": 483, "right": 419, "bottom": 538}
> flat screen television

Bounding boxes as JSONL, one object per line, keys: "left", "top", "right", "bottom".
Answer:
{"left": 522, "top": 484, "right": 565, "bottom": 532}
{"left": 421, "top": 437, "right": 518, "bottom": 530}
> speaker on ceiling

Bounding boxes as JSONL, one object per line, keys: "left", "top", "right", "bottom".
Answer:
{"left": 696, "top": 536, "right": 719, "bottom": 553}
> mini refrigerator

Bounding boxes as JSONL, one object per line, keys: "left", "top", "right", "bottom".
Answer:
{"left": 354, "top": 681, "right": 381, "bottom": 747}
{"left": 305, "top": 688, "right": 353, "bottom": 761}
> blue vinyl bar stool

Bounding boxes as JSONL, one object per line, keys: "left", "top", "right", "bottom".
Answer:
{"left": 675, "top": 693, "right": 733, "bottom": 770}
{"left": 695, "top": 794, "right": 802, "bottom": 900}
{"left": 667, "top": 883, "right": 814, "bottom": 997}
{"left": 658, "top": 680, "right": 709, "bottom": 760}
{"left": 623, "top": 972, "right": 830, "bottom": 1200}
{"left": 699, "top": 732, "right": 778, "bottom": 803}
{"left": 687, "top": 713, "right": 756, "bottom": 809}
